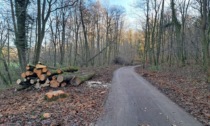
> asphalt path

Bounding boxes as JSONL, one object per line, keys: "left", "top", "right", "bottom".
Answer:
{"left": 96, "top": 66, "right": 203, "bottom": 126}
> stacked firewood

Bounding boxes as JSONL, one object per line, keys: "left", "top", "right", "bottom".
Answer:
{"left": 16, "top": 63, "right": 84, "bottom": 89}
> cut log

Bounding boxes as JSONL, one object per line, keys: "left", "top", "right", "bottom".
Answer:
{"left": 58, "top": 66, "right": 79, "bottom": 73}
{"left": 18, "top": 81, "right": 31, "bottom": 89}
{"left": 57, "top": 69, "right": 63, "bottom": 74}
{"left": 26, "top": 72, "right": 38, "bottom": 78}
{"left": 33, "top": 68, "right": 37, "bottom": 73}
{"left": 46, "top": 71, "right": 51, "bottom": 76}
{"left": 48, "top": 70, "right": 62, "bottom": 77}
{"left": 30, "top": 79, "right": 36, "bottom": 84}
{"left": 57, "top": 75, "right": 64, "bottom": 83}
{"left": 21, "top": 72, "right": 26, "bottom": 78}
{"left": 44, "top": 90, "right": 67, "bottom": 101}
{"left": 34, "top": 68, "right": 40, "bottom": 74}
{"left": 16, "top": 83, "right": 31, "bottom": 91}
{"left": 40, "top": 83, "right": 50, "bottom": 88}
{"left": 25, "top": 71, "right": 34, "bottom": 76}
{"left": 23, "top": 78, "right": 30, "bottom": 83}
{"left": 26, "top": 64, "right": 36, "bottom": 71}
{"left": 45, "top": 78, "right": 50, "bottom": 84}
{"left": 61, "top": 75, "right": 74, "bottom": 84}
{"left": 52, "top": 76, "right": 57, "bottom": 80}
{"left": 40, "top": 79, "right": 50, "bottom": 88}
{"left": 46, "top": 66, "right": 57, "bottom": 70}
{"left": 34, "top": 69, "right": 42, "bottom": 77}
{"left": 42, "top": 67, "right": 48, "bottom": 73}
{"left": 34, "top": 83, "right": 41, "bottom": 89}
{"left": 71, "top": 73, "right": 95, "bottom": 86}
{"left": 17, "top": 64, "right": 80, "bottom": 90}
{"left": 39, "top": 79, "right": 46, "bottom": 84}
{"left": 16, "top": 79, "right": 22, "bottom": 85}
{"left": 39, "top": 74, "right": 46, "bottom": 81}
{"left": 50, "top": 80, "right": 60, "bottom": 88}
{"left": 60, "top": 82, "right": 67, "bottom": 87}
{"left": 48, "top": 75, "right": 56, "bottom": 81}
{"left": 36, "top": 64, "right": 47, "bottom": 69}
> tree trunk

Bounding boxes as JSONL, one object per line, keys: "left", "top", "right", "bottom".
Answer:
{"left": 33, "top": 0, "right": 52, "bottom": 64}
{"left": 156, "top": 0, "right": 165, "bottom": 66}
{"left": 80, "top": 0, "right": 89, "bottom": 67}
{"left": 13, "top": 0, "right": 29, "bottom": 71}
{"left": 60, "top": 3, "right": 66, "bottom": 65}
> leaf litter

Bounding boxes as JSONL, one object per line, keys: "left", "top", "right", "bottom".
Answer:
{"left": 0, "top": 65, "right": 121, "bottom": 126}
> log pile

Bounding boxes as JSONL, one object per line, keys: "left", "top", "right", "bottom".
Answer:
{"left": 16, "top": 62, "right": 91, "bottom": 89}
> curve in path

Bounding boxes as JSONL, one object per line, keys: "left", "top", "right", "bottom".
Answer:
{"left": 96, "top": 66, "right": 202, "bottom": 126}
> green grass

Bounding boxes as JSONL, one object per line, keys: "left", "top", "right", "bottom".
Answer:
{"left": 0, "top": 62, "right": 21, "bottom": 91}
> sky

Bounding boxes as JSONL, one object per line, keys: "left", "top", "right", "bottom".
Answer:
{"left": 107, "top": 0, "right": 172, "bottom": 29}
{"left": 108, "top": 0, "right": 138, "bottom": 29}
{"left": 109, "top": 0, "right": 135, "bottom": 11}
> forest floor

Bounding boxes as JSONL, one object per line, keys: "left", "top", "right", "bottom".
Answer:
{"left": 0, "top": 65, "right": 121, "bottom": 126}
{"left": 136, "top": 65, "right": 210, "bottom": 125}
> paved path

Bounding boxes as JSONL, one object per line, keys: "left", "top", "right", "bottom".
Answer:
{"left": 96, "top": 66, "right": 203, "bottom": 126}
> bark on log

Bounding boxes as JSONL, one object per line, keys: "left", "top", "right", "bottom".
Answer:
{"left": 18, "top": 81, "right": 31, "bottom": 88}
{"left": 48, "top": 70, "right": 62, "bottom": 77}
{"left": 39, "top": 79, "right": 46, "bottom": 84}
{"left": 62, "top": 75, "right": 74, "bottom": 84}
{"left": 71, "top": 73, "right": 95, "bottom": 86}
{"left": 59, "top": 66, "right": 79, "bottom": 73}
{"left": 16, "top": 84, "right": 31, "bottom": 91}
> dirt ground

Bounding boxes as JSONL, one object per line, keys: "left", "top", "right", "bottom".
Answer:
{"left": 0, "top": 65, "right": 121, "bottom": 126}
{"left": 135, "top": 65, "right": 210, "bottom": 126}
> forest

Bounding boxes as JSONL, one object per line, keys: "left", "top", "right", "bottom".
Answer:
{"left": 0, "top": 0, "right": 139, "bottom": 86}
{"left": 0, "top": 0, "right": 210, "bottom": 84}
{"left": 0, "top": 0, "right": 210, "bottom": 85}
